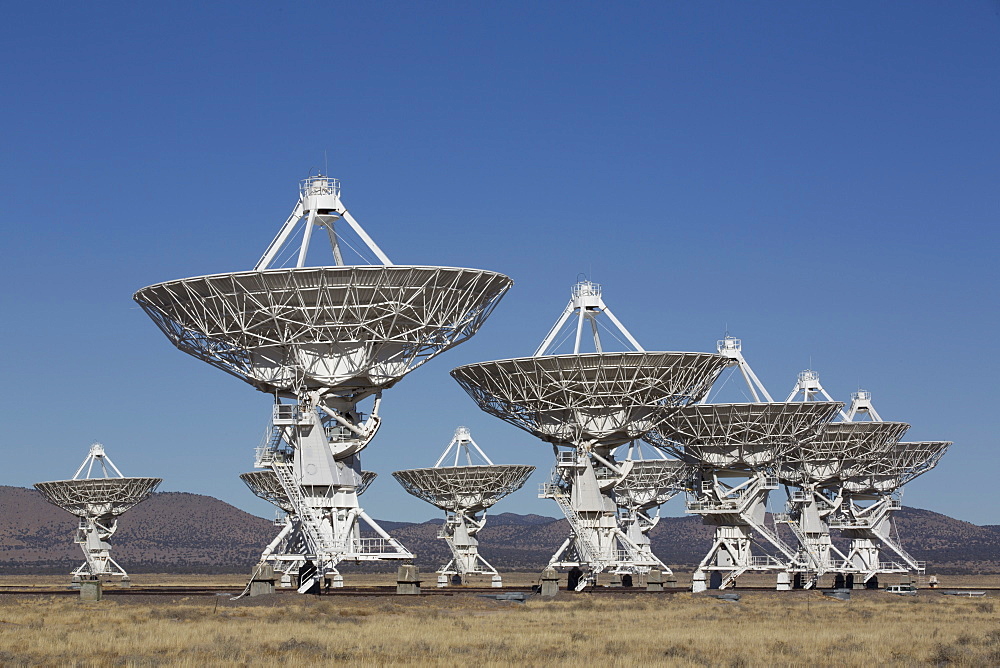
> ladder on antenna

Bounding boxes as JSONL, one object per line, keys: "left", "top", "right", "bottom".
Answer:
{"left": 773, "top": 514, "right": 820, "bottom": 572}
{"left": 540, "top": 483, "right": 604, "bottom": 569}
{"left": 872, "top": 525, "right": 923, "bottom": 572}
{"left": 271, "top": 462, "right": 340, "bottom": 592}
{"left": 743, "top": 512, "right": 800, "bottom": 565}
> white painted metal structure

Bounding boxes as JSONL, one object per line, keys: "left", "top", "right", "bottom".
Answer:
{"left": 136, "top": 175, "right": 512, "bottom": 592}
{"left": 781, "top": 381, "right": 951, "bottom": 586}
{"left": 779, "top": 419, "right": 910, "bottom": 585}
{"left": 786, "top": 369, "right": 850, "bottom": 421}
{"left": 240, "top": 469, "right": 377, "bottom": 587}
{"left": 779, "top": 375, "right": 920, "bottom": 586}
{"left": 34, "top": 443, "right": 161, "bottom": 583}
{"left": 534, "top": 280, "right": 643, "bottom": 356}
{"left": 645, "top": 337, "right": 841, "bottom": 590}
{"left": 826, "top": 390, "right": 950, "bottom": 585}
{"left": 612, "top": 442, "right": 692, "bottom": 573}
{"left": 392, "top": 427, "right": 534, "bottom": 587}
{"left": 704, "top": 336, "right": 774, "bottom": 404}
{"left": 658, "top": 401, "right": 843, "bottom": 588}
{"left": 452, "top": 281, "right": 729, "bottom": 586}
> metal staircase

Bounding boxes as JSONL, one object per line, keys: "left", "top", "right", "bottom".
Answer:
{"left": 773, "top": 513, "right": 820, "bottom": 571}
{"left": 872, "top": 525, "right": 923, "bottom": 572}
{"left": 271, "top": 461, "right": 337, "bottom": 593}
{"left": 540, "top": 483, "right": 603, "bottom": 568}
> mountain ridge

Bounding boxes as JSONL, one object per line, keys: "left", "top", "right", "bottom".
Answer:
{"left": 3, "top": 486, "right": 997, "bottom": 575}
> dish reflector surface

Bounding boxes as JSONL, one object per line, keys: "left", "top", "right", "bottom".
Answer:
{"left": 135, "top": 266, "right": 512, "bottom": 394}
{"left": 34, "top": 478, "right": 162, "bottom": 517}
{"left": 650, "top": 402, "right": 842, "bottom": 468}
{"left": 392, "top": 465, "right": 534, "bottom": 513}
{"left": 451, "top": 352, "right": 729, "bottom": 448}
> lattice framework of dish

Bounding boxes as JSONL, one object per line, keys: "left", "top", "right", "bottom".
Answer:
{"left": 647, "top": 401, "right": 843, "bottom": 468}
{"left": 135, "top": 266, "right": 512, "bottom": 394}
{"left": 779, "top": 421, "right": 910, "bottom": 485}
{"left": 451, "top": 352, "right": 729, "bottom": 447}
{"left": 392, "top": 465, "right": 535, "bottom": 512}
{"left": 34, "top": 478, "right": 162, "bottom": 517}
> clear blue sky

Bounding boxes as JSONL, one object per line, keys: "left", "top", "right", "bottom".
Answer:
{"left": 1, "top": 2, "right": 997, "bottom": 525}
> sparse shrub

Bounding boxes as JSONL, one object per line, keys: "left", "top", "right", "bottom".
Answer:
{"left": 277, "top": 637, "right": 327, "bottom": 657}
{"left": 604, "top": 640, "right": 627, "bottom": 654}
{"left": 976, "top": 601, "right": 995, "bottom": 614}
{"left": 771, "top": 640, "right": 796, "bottom": 656}
{"left": 663, "top": 644, "right": 689, "bottom": 658}
{"left": 929, "top": 642, "right": 960, "bottom": 665}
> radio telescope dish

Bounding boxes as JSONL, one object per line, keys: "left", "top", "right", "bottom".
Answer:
{"left": 833, "top": 437, "right": 953, "bottom": 583}
{"left": 393, "top": 466, "right": 534, "bottom": 514}
{"left": 642, "top": 350, "right": 844, "bottom": 588}
{"left": 34, "top": 443, "right": 161, "bottom": 583}
{"left": 241, "top": 469, "right": 378, "bottom": 513}
{"left": 241, "top": 470, "right": 295, "bottom": 513}
{"left": 453, "top": 280, "right": 730, "bottom": 583}
{"left": 136, "top": 175, "right": 512, "bottom": 593}
{"left": 135, "top": 266, "right": 512, "bottom": 396}
{"left": 452, "top": 352, "right": 728, "bottom": 449}
{"left": 890, "top": 441, "right": 951, "bottom": 487}
{"left": 613, "top": 458, "right": 691, "bottom": 510}
{"left": 649, "top": 402, "right": 843, "bottom": 468}
{"left": 392, "top": 427, "right": 534, "bottom": 585}
{"left": 782, "top": 421, "right": 910, "bottom": 485}
{"left": 611, "top": 452, "right": 692, "bottom": 574}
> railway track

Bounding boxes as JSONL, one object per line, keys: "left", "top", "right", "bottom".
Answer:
{"left": 1, "top": 584, "right": 992, "bottom": 598}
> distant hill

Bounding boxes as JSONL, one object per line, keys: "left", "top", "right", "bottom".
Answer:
{"left": 0, "top": 487, "right": 275, "bottom": 574}
{"left": 0, "top": 486, "right": 997, "bottom": 575}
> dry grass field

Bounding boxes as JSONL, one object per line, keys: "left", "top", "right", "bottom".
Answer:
{"left": 0, "top": 586, "right": 997, "bottom": 666}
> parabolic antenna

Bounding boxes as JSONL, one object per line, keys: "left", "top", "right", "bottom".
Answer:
{"left": 453, "top": 280, "right": 730, "bottom": 581}
{"left": 647, "top": 341, "right": 844, "bottom": 590}
{"left": 613, "top": 458, "right": 691, "bottom": 510}
{"left": 241, "top": 469, "right": 378, "bottom": 513}
{"left": 34, "top": 443, "right": 161, "bottom": 583}
{"left": 392, "top": 427, "right": 534, "bottom": 585}
{"left": 834, "top": 437, "right": 952, "bottom": 582}
{"left": 785, "top": 421, "right": 910, "bottom": 485}
{"left": 889, "top": 441, "right": 951, "bottom": 487}
{"left": 393, "top": 465, "right": 534, "bottom": 514}
{"left": 451, "top": 352, "right": 729, "bottom": 449}
{"left": 649, "top": 402, "right": 843, "bottom": 469}
{"left": 135, "top": 266, "right": 512, "bottom": 396}
{"left": 611, "top": 453, "right": 692, "bottom": 574}
{"left": 35, "top": 478, "right": 161, "bottom": 518}
{"left": 136, "top": 175, "right": 512, "bottom": 593}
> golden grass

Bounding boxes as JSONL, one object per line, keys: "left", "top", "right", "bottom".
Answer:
{"left": 0, "top": 590, "right": 996, "bottom": 666}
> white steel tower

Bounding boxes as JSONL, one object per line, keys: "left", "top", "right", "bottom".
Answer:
{"left": 777, "top": 402, "right": 911, "bottom": 587}
{"left": 392, "top": 427, "right": 534, "bottom": 587}
{"left": 611, "top": 442, "right": 692, "bottom": 574}
{"left": 452, "top": 280, "right": 729, "bottom": 587}
{"left": 240, "top": 468, "right": 377, "bottom": 587}
{"left": 34, "top": 443, "right": 161, "bottom": 584}
{"left": 135, "top": 174, "right": 512, "bottom": 592}
{"left": 646, "top": 338, "right": 842, "bottom": 589}
{"left": 825, "top": 390, "right": 950, "bottom": 586}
